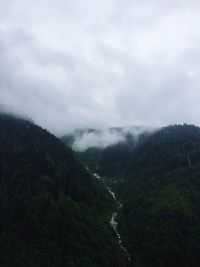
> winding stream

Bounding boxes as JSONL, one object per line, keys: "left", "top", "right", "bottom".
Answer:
{"left": 93, "top": 173, "right": 132, "bottom": 264}
{"left": 107, "top": 187, "right": 131, "bottom": 263}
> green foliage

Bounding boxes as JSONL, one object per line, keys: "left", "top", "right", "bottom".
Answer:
{"left": 117, "top": 125, "right": 200, "bottom": 267}
{"left": 0, "top": 113, "right": 123, "bottom": 267}
{"left": 56, "top": 123, "right": 200, "bottom": 266}
{"left": 77, "top": 147, "right": 103, "bottom": 172}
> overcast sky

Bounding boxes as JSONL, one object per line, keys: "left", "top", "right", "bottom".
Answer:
{"left": 0, "top": 0, "right": 200, "bottom": 135}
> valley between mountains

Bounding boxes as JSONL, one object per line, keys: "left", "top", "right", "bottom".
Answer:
{"left": 1, "top": 113, "right": 200, "bottom": 267}
{"left": 62, "top": 125, "right": 200, "bottom": 267}
{"left": 94, "top": 173, "right": 132, "bottom": 266}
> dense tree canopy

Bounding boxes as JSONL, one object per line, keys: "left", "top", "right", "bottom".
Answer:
{"left": 69, "top": 124, "right": 200, "bottom": 267}
{"left": 116, "top": 125, "right": 200, "bottom": 267}
{"left": 0, "top": 113, "right": 123, "bottom": 267}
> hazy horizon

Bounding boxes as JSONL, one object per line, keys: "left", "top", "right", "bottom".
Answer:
{"left": 1, "top": 0, "right": 200, "bottom": 135}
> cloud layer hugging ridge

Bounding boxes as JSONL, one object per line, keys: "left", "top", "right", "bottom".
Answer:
{"left": 0, "top": 0, "right": 200, "bottom": 135}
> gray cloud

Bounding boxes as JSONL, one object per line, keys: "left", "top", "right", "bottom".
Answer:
{"left": 72, "top": 130, "right": 125, "bottom": 151}
{"left": 0, "top": 0, "right": 200, "bottom": 135}
{"left": 71, "top": 126, "right": 155, "bottom": 151}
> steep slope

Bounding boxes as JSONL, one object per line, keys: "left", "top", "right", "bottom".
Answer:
{"left": 117, "top": 125, "right": 200, "bottom": 267}
{"left": 0, "top": 114, "right": 123, "bottom": 267}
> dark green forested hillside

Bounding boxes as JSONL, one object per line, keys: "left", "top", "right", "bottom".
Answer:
{"left": 117, "top": 125, "right": 200, "bottom": 267}
{"left": 0, "top": 113, "right": 124, "bottom": 267}
{"left": 70, "top": 124, "right": 200, "bottom": 267}
{"left": 76, "top": 147, "right": 103, "bottom": 173}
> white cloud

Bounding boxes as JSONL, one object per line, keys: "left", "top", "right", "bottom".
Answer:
{"left": 0, "top": 0, "right": 200, "bottom": 135}
{"left": 73, "top": 130, "right": 124, "bottom": 151}
{"left": 72, "top": 126, "right": 155, "bottom": 151}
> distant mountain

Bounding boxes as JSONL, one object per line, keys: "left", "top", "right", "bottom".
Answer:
{"left": 0, "top": 114, "right": 123, "bottom": 267}
{"left": 61, "top": 126, "right": 154, "bottom": 173}
{"left": 61, "top": 126, "right": 153, "bottom": 151}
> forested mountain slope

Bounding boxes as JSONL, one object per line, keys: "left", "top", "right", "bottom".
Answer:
{"left": 61, "top": 124, "right": 200, "bottom": 266}
{"left": 70, "top": 124, "right": 200, "bottom": 267}
{"left": 117, "top": 125, "right": 200, "bottom": 267}
{"left": 0, "top": 114, "right": 123, "bottom": 267}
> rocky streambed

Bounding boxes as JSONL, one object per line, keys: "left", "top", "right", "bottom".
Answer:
{"left": 93, "top": 173, "right": 132, "bottom": 265}
{"left": 107, "top": 187, "right": 131, "bottom": 263}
